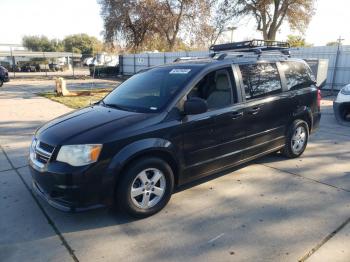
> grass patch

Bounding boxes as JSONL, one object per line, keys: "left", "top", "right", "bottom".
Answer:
{"left": 39, "top": 88, "right": 113, "bottom": 109}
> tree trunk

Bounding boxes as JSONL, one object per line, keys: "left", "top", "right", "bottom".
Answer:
{"left": 169, "top": 37, "right": 176, "bottom": 51}
{"left": 267, "top": 27, "right": 277, "bottom": 40}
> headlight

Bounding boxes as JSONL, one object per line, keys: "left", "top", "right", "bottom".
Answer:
{"left": 340, "top": 84, "right": 350, "bottom": 95}
{"left": 30, "top": 138, "right": 37, "bottom": 151}
{"left": 56, "top": 144, "right": 102, "bottom": 166}
{"left": 29, "top": 138, "right": 37, "bottom": 160}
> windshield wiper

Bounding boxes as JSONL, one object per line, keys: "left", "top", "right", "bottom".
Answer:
{"left": 100, "top": 101, "right": 132, "bottom": 111}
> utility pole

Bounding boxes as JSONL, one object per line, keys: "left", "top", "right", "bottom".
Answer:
{"left": 331, "top": 36, "right": 344, "bottom": 95}
{"left": 10, "top": 46, "right": 15, "bottom": 78}
{"left": 72, "top": 51, "right": 75, "bottom": 78}
{"left": 227, "top": 26, "right": 237, "bottom": 43}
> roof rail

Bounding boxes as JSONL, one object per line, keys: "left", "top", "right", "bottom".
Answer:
{"left": 209, "top": 39, "right": 290, "bottom": 53}
{"left": 173, "top": 56, "right": 208, "bottom": 62}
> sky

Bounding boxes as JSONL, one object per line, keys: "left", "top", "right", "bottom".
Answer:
{"left": 0, "top": 0, "right": 349, "bottom": 47}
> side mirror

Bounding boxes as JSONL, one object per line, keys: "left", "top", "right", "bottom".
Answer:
{"left": 184, "top": 97, "right": 208, "bottom": 115}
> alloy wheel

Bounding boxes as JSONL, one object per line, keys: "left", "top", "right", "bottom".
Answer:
{"left": 130, "top": 168, "right": 166, "bottom": 209}
{"left": 291, "top": 126, "right": 307, "bottom": 154}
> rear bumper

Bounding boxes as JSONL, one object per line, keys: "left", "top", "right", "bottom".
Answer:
{"left": 311, "top": 111, "right": 321, "bottom": 133}
{"left": 1, "top": 76, "right": 9, "bottom": 82}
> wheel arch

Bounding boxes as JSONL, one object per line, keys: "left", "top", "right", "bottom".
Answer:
{"left": 107, "top": 138, "right": 181, "bottom": 195}
{"left": 291, "top": 106, "right": 313, "bottom": 133}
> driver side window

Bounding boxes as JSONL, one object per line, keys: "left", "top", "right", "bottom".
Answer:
{"left": 187, "top": 67, "right": 235, "bottom": 110}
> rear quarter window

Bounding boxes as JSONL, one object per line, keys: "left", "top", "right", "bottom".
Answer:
{"left": 281, "top": 61, "right": 314, "bottom": 91}
{"left": 239, "top": 63, "right": 282, "bottom": 100}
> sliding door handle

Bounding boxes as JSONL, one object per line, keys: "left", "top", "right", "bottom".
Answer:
{"left": 231, "top": 111, "right": 244, "bottom": 119}
{"left": 247, "top": 107, "right": 260, "bottom": 115}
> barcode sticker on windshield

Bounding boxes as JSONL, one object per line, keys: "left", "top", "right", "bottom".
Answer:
{"left": 169, "top": 69, "right": 191, "bottom": 74}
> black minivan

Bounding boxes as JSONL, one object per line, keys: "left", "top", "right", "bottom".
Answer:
{"left": 29, "top": 41, "right": 321, "bottom": 217}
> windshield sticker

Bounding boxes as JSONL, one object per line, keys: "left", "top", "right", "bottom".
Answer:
{"left": 150, "top": 107, "right": 158, "bottom": 110}
{"left": 169, "top": 69, "right": 191, "bottom": 74}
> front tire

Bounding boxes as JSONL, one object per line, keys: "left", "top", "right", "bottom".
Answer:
{"left": 282, "top": 120, "right": 309, "bottom": 158}
{"left": 0, "top": 79, "right": 3, "bottom": 87}
{"left": 116, "top": 157, "right": 174, "bottom": 218}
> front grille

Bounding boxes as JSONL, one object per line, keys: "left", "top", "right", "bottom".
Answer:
{"left": 34, "top": 141, "right": 55, "bottom": 164}
{"left": 36, "top": 152, "right": 50, "bottom": 164}
{"left": 39, "top": 141, "right": 55, "bottom": 153}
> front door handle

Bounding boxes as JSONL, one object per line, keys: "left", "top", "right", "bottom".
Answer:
{"left": 231, "top": 111, "right": 244, "bottom": 119}
{"left": 247, "top": 106, "right": 260, "bottom": 115}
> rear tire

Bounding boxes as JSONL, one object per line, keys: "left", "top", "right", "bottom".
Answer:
{"left": 116, "top": 157, "right": 174, "bottom": 218}
{"left": 282, "top": 120, "right": 309, "bottom": 158}
{"left": 0, "top": 79, "right": 3, "bottom": 87}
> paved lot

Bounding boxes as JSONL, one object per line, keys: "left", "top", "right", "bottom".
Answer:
{"left": 1, "top": 80, "right": 350, "bottom": 262}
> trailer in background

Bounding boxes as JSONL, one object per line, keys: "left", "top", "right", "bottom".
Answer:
{"left": 304, "top": 59, "right": 329, "bottom": 89}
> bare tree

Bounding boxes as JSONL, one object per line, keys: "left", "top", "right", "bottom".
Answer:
{"left": 193, "top": 0, "right": 237, "bottom": 47}
{"left": 236, "top": 0, "right": 316, "bottom": 40}
{"left": 100, "top": 0, "right": 245, "bottom": 51}
{"left": 100, "top": 0, "right": 156, "bottom": 51}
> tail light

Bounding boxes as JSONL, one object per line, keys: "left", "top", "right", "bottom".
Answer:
{"left": 317, "top": 89, "right": 322, "bottom": 110}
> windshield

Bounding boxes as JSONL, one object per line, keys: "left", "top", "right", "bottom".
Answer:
{"left": 103, "top": 66, "right": 200, "bottom": 112}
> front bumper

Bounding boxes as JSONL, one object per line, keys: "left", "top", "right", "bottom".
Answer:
{"left": 29, "top": 159, "right": 114, "bottom": 212}
{"left": 333, "top": 101, "right": 350, "bottom": 127}
{"left": 32, "top": 179, "right": 105, "bottom": 212}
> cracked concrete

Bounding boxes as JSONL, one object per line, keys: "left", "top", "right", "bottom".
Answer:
{"left": 1, "top": 80, "right": 350, "bottom": 261}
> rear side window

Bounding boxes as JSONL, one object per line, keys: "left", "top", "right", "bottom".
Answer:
{"left": 239, "top": 63, "right": 282, "bottom": 100}
{"left": 281, "top": 61, "right": 314, "bottom": 91}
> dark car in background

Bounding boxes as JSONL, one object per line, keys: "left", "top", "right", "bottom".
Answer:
{"left": 21, "top": 64, "right": 37, "bottom": 72}
{"left": 49, "top": 63, "right": 64, "bottom": 72}
{"left": 0, "top": 65, "right": 10, "bottom": 86}
{"left": 29, "top": 40, "right": 321, "bottom": 218}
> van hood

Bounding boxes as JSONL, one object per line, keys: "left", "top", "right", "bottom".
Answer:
{"left": 36, "top": 105, "right": 151, "bottom": 145}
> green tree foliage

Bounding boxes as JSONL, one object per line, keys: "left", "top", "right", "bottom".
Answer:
{"left": 286, "top": 35, "right": 312, "bottom": 47}
{"left": 22, "top": 35, "right": 58, "bottom": 52}
{"left": 22, "top": 34, "right": 103, "bottom": 55}
{"left": 62, "top": 34, "right": 103, "bottom": 55}
{"left": 326, "top": 41, "right": 339, "bottom": 47}
{"left": 50, "top": 39, "right": 65, "bottom": 52}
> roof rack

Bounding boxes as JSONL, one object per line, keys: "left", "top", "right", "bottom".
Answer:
{"left": 210, "top": 39, "right": 290, "bottom": 53}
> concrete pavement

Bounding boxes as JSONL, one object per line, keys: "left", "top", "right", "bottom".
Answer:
{"left": 1, "top": 81, "right": 350, "bottom": 261}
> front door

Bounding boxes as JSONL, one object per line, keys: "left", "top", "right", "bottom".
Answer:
{"left": 181, "top": 67, "right": 246, "bottom": 181}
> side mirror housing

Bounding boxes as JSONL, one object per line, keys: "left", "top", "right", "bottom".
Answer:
{"left": 184, "top": 97, "right": 208, "bottom": 115}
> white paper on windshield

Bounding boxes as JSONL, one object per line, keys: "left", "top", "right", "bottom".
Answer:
{"left": 169, "top": 69, "right": 191, "bottom": 74}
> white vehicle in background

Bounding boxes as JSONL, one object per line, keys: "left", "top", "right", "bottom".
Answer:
{"left": 83, "top": 57, "right": 94, "bottom": 66}
{"left": 334, "top": 84, "right": 350, "bottom": 126}
{"left": 89, "top": 53, "right": 119, "bottom": 67}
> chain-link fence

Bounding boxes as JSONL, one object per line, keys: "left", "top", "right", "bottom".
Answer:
{"left": 0, "top": 46, "right": 119, "bottom": 79}
{"left": 3, "top": 44, "right": 350, "bottom": 91}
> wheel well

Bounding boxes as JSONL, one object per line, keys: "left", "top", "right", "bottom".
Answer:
{"left": 293, "top": 114, "right": 312, "bottom": 133}
{"left": 299, "top": 115, "right": 312, "bottom": 133}
{"left": 114, "top": 150, "right": 179, "bottom": 191}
